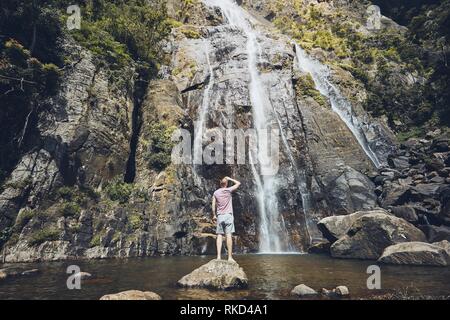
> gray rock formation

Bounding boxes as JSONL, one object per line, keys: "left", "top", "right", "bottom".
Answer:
{"left": 0, "top": 0, "right": 400, "bottom": 261}
{"left": 99, "top": 290, "right": 162, "bottom": 300}
{"left": 291, "top": 284, "right": 318, "bottom": 296}
{"left": 177, "top": 259, "right": 248, "bottom": 290}
{"left": 419, "top": 225, "right": 450, "bottom": 242}
{"left": 335, "top": 286, "right": 350, "bottom": 297}
{"left": 0, "top": 267, "right": 40, "bottom": 281}
{"left": 307, "top": 241, "right": 330, "bottom": 254}
{"left": 379, "top": 241, "right": 450, "bottom": 266}
{"left": 321, "top": 286, "right": 350, "bottom": 298}
{"left": 331, "top": 212, "right": 426, "bottom": 260}
{"left": 317, "top": 209, "right": 390, "bottom": 243}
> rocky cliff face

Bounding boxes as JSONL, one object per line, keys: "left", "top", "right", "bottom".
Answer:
{"left": 0, "top": 0, "right": 447, "bottom": 262}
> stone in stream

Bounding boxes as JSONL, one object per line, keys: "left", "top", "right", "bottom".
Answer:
{"left": 317, "top": 209, "right": 390, "bottom": 243}
{"left": 331, "top": 212, "right": 427, "bottom": 260}
{"left": 0, "top": 268, "right": 40, "bottom": 280}
{"left": 291, "top": 284, "right": 318, "bottom": 297}
{"left": 335, "top": 286, "right": 350, "bottom": 297}
{"left": 321, "top": 286, "right": 350, "bottom": 298}
{"left": 75, "top": 272, "right": 93, "bottom": 280}
{"left": 99, "top": 290, "right": 162, "bottom": 300}
{"left": 379, "top": 241, "right": 450, "bottom": 266}
{"left": 177, "top": 259, "right": 248, "bottom": 290}
{"left": 20, "top": 269, "right": 40, "bottom": 276}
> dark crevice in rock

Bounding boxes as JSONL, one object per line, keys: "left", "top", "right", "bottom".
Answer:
{"left": 124, "top": 75, "right": 148, "bottom": 183}
{"left": 181, "top": 75, "right": 210, "bottom": 94}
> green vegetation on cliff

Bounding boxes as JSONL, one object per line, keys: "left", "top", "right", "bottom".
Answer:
{"left": 270, "top": 0, "right": 449, "bottom": 136}
{"left": 0, "top": 0, "right": 170, "bottom": 184}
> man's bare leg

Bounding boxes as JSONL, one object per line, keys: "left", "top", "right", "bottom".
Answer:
{"left": 216, "top": 234, "right": 223, "bottom": 260}
{"left": 226, "top": 233, "right": 235, "bottom": 262}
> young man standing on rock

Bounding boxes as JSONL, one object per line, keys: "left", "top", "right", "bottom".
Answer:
{"left": 212, "top": 176, "right": 241, "bottom": 262}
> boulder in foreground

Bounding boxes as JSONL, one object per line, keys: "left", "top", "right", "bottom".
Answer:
{"left": 317, "top": 209, "right": 389, "bottom": 243}
{"left": 99, "top": 290, "right": 162, "bottom": 300}
{"left": 331, "top": 212, "right": 426, "bottom": 260}
{"left": 291, "top": 284, "right": 318, "bottom": 297}
{"left": 379, "top": 241, "right": 450, "bottom": 266}
{"left": 177, "top": 259, "right": 248, "bottom": 290}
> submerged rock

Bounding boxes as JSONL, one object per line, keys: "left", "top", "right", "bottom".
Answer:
{"left": 321, "top": 286, "right": 350, "bottom": 298}
{"left": 75, "top": 272, "right": 93, "bottom": 280}
{"left": 307, "top": 241, "right": 331, "bottom": 254}
{"left": 291, "top": 284, "right": 318, "bottom": 297}
{"left": 0, "top": 268, "right": 40, "bottom": 281}
{"left": 331, "top": 212, "right": 426, "bottom": 260}
{"left": 177, "top": 259, "right": 248, "bottom": 290}
{"left": 379, "top": 241, "right": 450, "bottom": 266}
{"left": 317, "top": 209, "right": 390, "bottom": 243}
{"left": 99, "top": 290, "right": 162, "bottom": 300}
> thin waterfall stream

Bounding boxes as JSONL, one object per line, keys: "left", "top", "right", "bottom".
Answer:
{"left": 294, "top": 44, "right": 381, "bottom": 168}
{"left": 204, "top": 0, "right": 290, "bottom": 253}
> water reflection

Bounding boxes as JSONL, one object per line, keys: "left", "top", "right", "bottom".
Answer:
{"left": 0, "top": 254, "right": 449, "bottom": 300}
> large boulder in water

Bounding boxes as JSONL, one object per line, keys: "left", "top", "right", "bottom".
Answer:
{"left": 378, "top": 241, "right": 450, "bottom": 266}
{"left": 177, "top": 259, "right": 248, "bottom": 290}
{"left": 99, "top": 290, "right": 162, "bottom": 300}
{"left": 317, "top": 209, "right": 390, "bottom": 243}
{"left": 331, "top": 212, "right": 427, "bottom": 260}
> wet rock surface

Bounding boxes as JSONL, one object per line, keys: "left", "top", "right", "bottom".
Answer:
{"left": 0, "top": 267, "right": 40, "bottom": 281}
{"left": 330, "top": 212, "right": 426, "bottom": 260}
{"left": 378, "top": 241, "right": 450, "bottom": 266}
{"left": 2, "top": 0, "right": 446, "bottom": 263}
{"left": 291, "top": 284, "right": 318, "bottom": 296}
{"left": 99, "top": 290, "right": 162, "bottom": 300}
{"left": 177, "top": 259, "right": 248, "bottom": 290}
{"left": 317, "top": 209, "right": 390, "bottom": 243}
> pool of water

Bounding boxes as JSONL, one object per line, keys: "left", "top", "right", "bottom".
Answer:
{"left": 1, "top": 254, "right": 449, "bottom": 300}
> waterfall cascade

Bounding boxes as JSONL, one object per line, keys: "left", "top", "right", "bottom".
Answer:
{"left": 194, "top": 42, "right": 215, "bottom": 167}
{"left": 203, "top": 0, "right": 290, "bottom": 252}
{"left": 293, "top": 44, "right": 381, "bottom": 168}
{"left": 200, "top": 0, "right": 381, "bottom": 252}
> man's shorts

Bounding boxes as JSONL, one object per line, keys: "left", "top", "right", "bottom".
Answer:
{"left": 216, "top": 213, "right": 235, "bottom": 235}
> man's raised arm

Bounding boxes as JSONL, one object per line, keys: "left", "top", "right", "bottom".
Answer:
{"left": 226, "top": 176, "right": 241, "bottom": 192}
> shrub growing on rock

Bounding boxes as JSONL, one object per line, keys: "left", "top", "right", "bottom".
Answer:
{"left": 105, "top": 180, "right": 133, "bottom": 204}
{"left": 29, "top": 228, "right": 60, "bottom": 246}
{"left": 146, "top": 123, "right": 176, "bottom": 171}
{"left": 61, "top": 202, "right": 81, "bottom": 218}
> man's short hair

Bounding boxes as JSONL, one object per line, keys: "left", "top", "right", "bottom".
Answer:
{"left": 220, "top": 177, "right": 228, "bottom": 187}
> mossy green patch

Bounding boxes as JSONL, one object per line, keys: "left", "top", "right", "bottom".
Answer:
{"left": 29, "top": 228, "right": 60, "bottom": 246}
{"left": 296, "top": 74, "right": 328, "bottom": 108}
{"left": 146, "top": 123, "right": 177, "bottom": 171}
